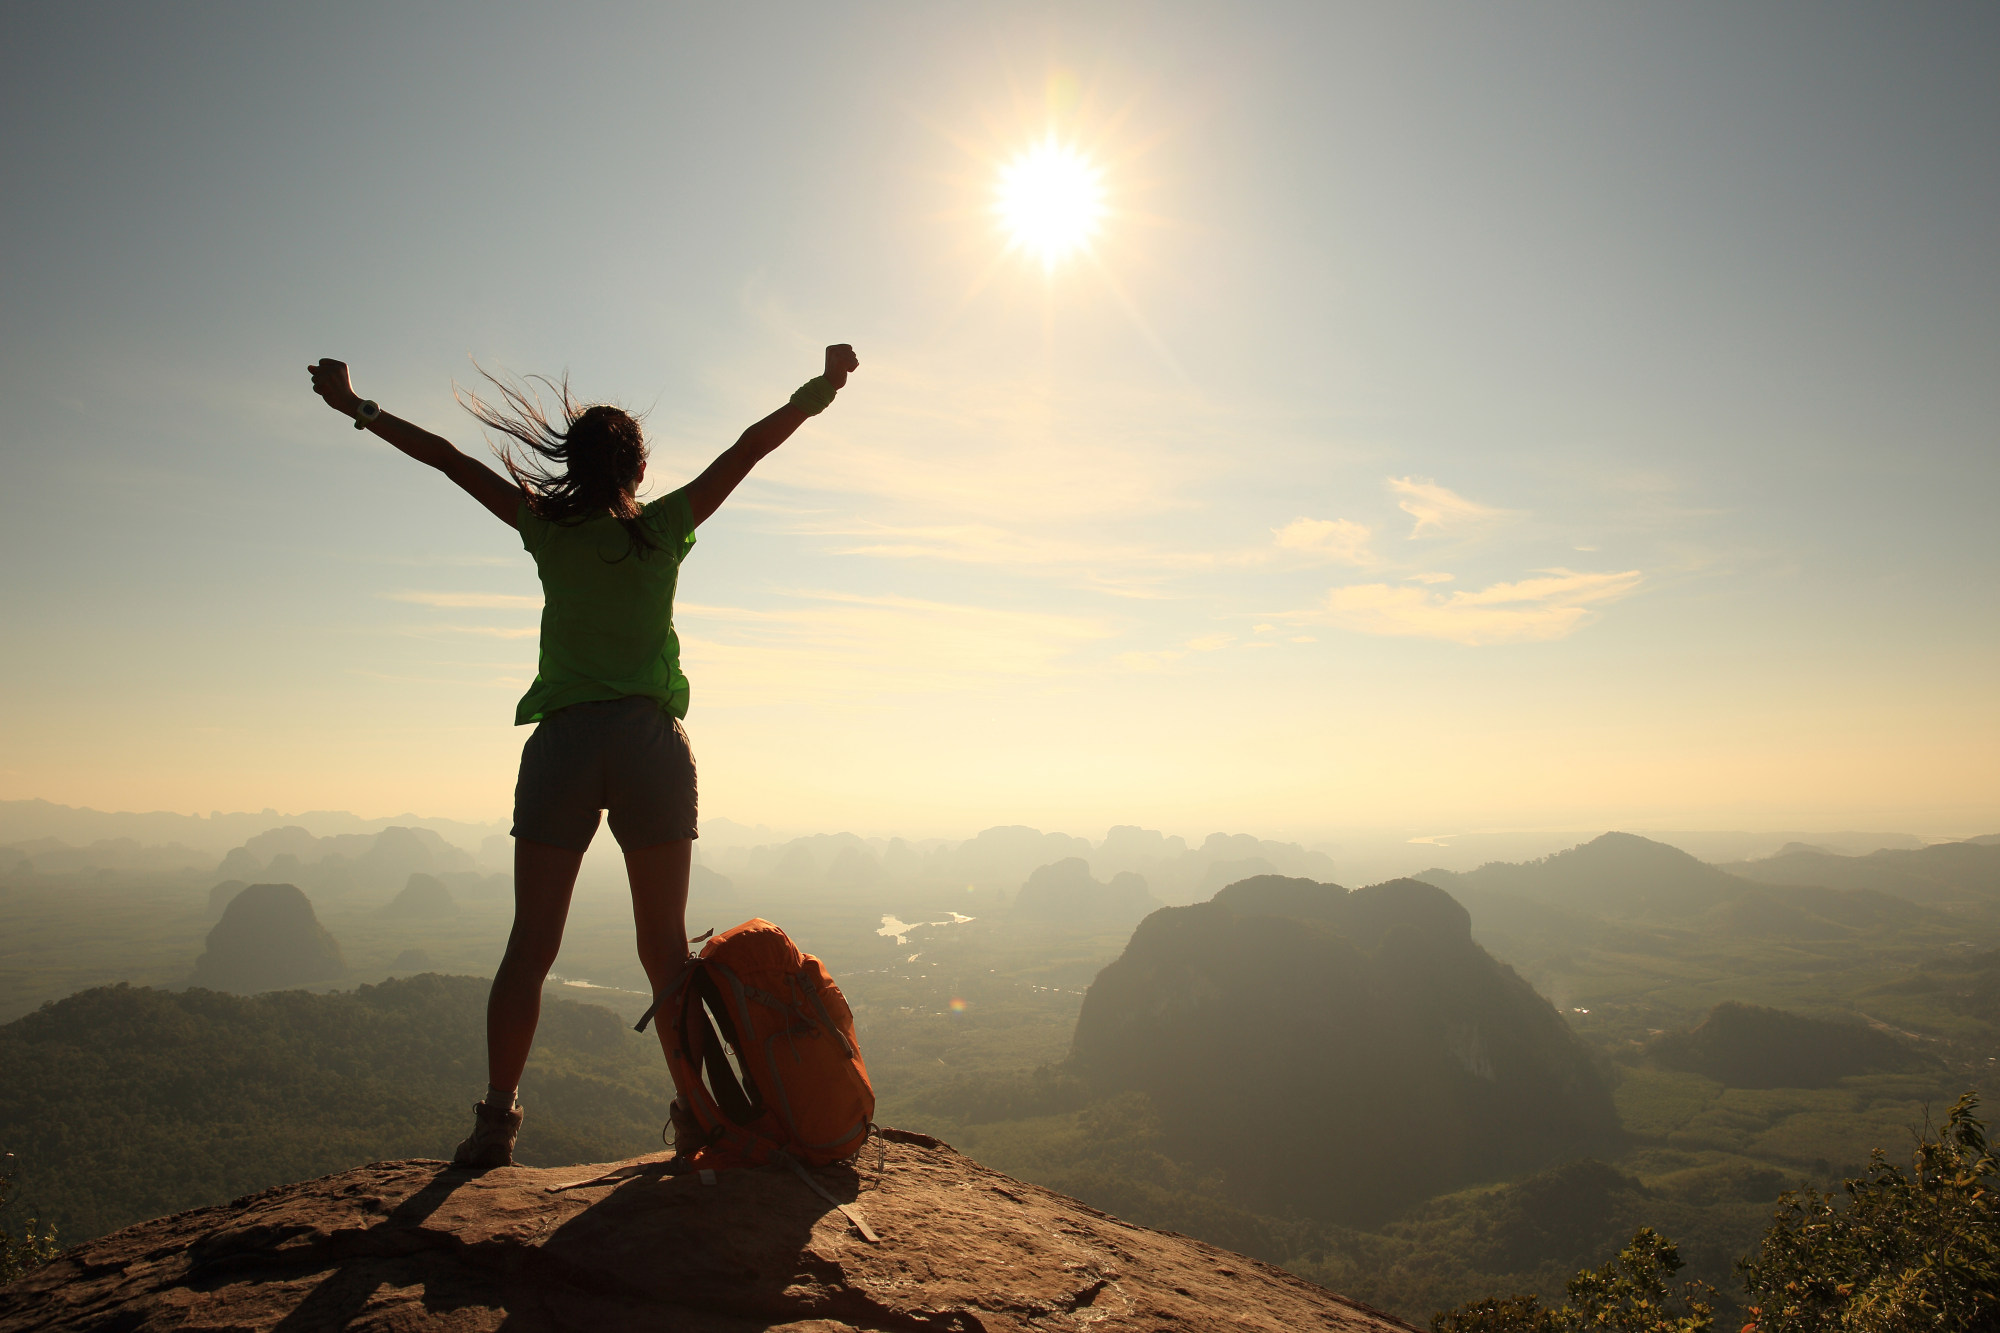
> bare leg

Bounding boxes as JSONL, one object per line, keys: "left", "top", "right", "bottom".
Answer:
{"left": 627, "top": 839, "right": 693, "bottom": 1062}
{"left": 487, "top": 837, "right": 586, "bottom": 1094}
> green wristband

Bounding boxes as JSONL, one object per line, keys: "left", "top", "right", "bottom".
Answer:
{"left": 789, "top": 376, "right": 838, "bottom": 416}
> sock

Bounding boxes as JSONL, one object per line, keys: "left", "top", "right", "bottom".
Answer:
{"left": 486, "top": 1083, "right": 518, "bottom": 1111}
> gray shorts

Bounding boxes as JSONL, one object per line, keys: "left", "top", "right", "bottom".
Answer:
{"left": 511, "top": 696, "right": 698, "bottom": 851}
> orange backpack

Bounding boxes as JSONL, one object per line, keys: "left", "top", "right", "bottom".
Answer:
{"left": 635, "top": 918, "right": 875, "bottom": 1168}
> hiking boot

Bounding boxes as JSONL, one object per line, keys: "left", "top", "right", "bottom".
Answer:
{"left": 667, "top": 1097, "right": 700, "bottom": 1156}
{"left": 659, "top": 1097, "right": 713, "bottom": 1173}
{"left": 452, "top": 1098, "right": 522, "bottom": 1169}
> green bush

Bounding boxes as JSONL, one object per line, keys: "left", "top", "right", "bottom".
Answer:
{"left": 0, "top": 1156, "right": 60, "bottom": 1285}
{"left": 1430, "top": 1092, "right": 1998, "bottom": 1333}
{"left": 1737, "top": 1090, "right": 1998, "bottom": 1332}
{"left": 1431, "top": 1228, "right": 1714, "bottom": 1332}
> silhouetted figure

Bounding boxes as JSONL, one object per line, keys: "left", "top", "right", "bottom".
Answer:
{"left": 307, "top": 345, "right": 860, "bottom": 1165}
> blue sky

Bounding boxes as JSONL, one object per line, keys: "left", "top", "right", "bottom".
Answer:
{"left": 3, "top": 2, "right": 1995, "bottom": 840}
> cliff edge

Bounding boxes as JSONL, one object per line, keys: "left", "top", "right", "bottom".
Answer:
{"left": 0, "top": 1128, "right": 1415, "bottom": 1332}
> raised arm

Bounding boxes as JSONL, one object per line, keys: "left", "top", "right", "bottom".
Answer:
{"left": 307, "top": 359, "right": 522, "bottom": 528}
{"left": 685, "top": 344, "right": 859, "bottom": 527}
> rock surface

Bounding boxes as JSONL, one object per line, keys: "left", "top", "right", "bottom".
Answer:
{"left": 0, "top": 1129, "right": 1415, "bottom": 1332}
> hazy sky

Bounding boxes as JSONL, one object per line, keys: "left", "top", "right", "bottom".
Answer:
{"left": 3, "top": 3, "right": 1996, "bottom": 841}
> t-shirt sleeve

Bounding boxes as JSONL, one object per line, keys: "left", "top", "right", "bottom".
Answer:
{"left": 644, "top": 488, "right": 698, "bottom": 564}
{"left": 517, "top": 501, "right": 549, "bottom": 555}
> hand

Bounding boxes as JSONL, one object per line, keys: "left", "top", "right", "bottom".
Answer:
{"left": 307, "top": 358, "right": 362, "bottom": 416}
{"left": 823, "top": 343, "right": 859, "bottom": 390}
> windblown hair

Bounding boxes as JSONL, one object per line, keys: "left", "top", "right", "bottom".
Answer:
{"left": 457, "top": 366, "right": 656, "bottom": 554}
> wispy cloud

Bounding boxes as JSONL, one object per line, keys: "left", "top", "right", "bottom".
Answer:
{"left": 789, "top": 509, "right": 1385, "bottom": 586}
{"left": 662, "top": 342, "right": 1418, "bottom": 606}
{"left": 664, "top": 351, "right": 1307, "bottom": 594}
{"left": 1116, "top": 631, "right": 1237, "bottom": 672}
{"left": 677, "top": 592, "right": 1110, "bottom": 704}
{"left": 1272, "top": 517, "right": 1376, "bottom": 566}
{"left": 1295, "top": 568, "right": 1643, "bottom": 645}
{"left": 753, "top": 364, "right": 1224, "bottom": 524}
{"left": 817, "top": 521, "right": 1192, "bottom": 573}
{"left": 1387, "top": 477, "right": 1506, "bottom": 537}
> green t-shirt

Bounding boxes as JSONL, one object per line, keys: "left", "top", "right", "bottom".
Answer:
{"left": 513, "top": 489, "right": 697, "bottom": 725}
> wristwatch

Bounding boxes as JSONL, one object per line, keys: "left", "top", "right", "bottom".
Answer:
{"left": 352, "top": 400, "right": 382, "bottom": 430}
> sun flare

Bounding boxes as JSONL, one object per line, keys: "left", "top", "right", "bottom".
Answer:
{"left": 995, "top": 138, "right": 1106, "bottom": 268}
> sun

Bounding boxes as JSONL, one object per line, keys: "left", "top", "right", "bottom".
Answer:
{"left": 994, "top": 137, "right": 1106, "bottom": 268}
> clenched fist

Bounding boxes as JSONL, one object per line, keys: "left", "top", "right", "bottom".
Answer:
{"left": 823, "top": 344, "right": 859, "bottom": 389}
{"left": 307, "top": 358, "right": 361, "bottom": 416}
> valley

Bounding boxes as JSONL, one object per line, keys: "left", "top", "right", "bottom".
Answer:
{"left": 3, "top": 807, "right": 1997, "bottom": 1323}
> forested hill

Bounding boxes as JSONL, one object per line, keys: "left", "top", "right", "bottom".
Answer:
{"left": 0, "top": 978, "right": 670, "bottom": 1242}
{"left": 1723, "top": 837, "right": 2000, "bottom": 915}
{"left": 1421, "top": 829, "right": 2000, "bottom": 925}
{"left": 1416, "top": 832, "right": 1744, "bottom": 918}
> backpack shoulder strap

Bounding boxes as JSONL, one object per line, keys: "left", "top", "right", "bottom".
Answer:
{"left": 682, "top": 964, "right": 763, "bottom": 1125}
{"left": 632, "top": 929, "right": 715, "bottom": 1033}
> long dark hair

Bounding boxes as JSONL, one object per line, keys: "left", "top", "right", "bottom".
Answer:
{"left": 457, "top": 366, "right": 657, "bottom": 554}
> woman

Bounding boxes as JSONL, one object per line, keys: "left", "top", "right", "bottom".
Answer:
{"left": 306, "top": 344, "right": 859, "bottom": 1167}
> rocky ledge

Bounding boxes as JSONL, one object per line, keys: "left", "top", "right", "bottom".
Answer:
{"left": 0, "top": 1129, "right": 1414, "bottom": 1332}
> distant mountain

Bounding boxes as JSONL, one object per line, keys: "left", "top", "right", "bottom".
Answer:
{"left": 189, "top": 884, "right": 346, "bottom": 993}
{"left": 1722, "top": 839, "right": 2000, "bottom": 915}
{"left": 718, "top": 826, "right": 1094, "bottom": 896}
{"left": 1694, "top": 882, "right": 1920, "bottom": 939}
{"left": 1419, "top": 832, "right": 1741, "bottom": 919}
{"left": 1094, "top": 825, "right": 1190, "bottom": 868}
{"left": 1417, "top": 832, "right": 1942, "bottom": 941}
{"left": 206, "top": 879, "right": 248, "bottom": 917}
{"left": 1092, "top": 828, "right": 1338, "bottom": 906}
{"left": 433, "top": 869, "right": 512, "bottom": 901}
{"left": 1071, "top": 875, "right": 1620, "bottom": 1224}
{"left": 738, "top": 832, "right": 886, "bottom": 888}
{"left": 0, "top": 836, "right": 211, "bottom": 876}
{"left": 1645, "top": 1002, "right": 1931, "bottom": 1088}
{"left": 1014, "top": 857, "right": 1160, "bottom": 930}
{"left": 701, "top": 824, "right": 1337, "bottom": 907}
{"left": 938, "top": 826, "right": 1098, "bottom": 891}
{"left": 381, "top": 873, "right": 457, "bottom": 920}
{"left": 0, "top": 798, "right": 502, "bottom": 859}
{"left": 689, "top": 862, "right": 735, "bottom": 902}
{"left": 215, "top": 825, "right": 475, "bottom": 899}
